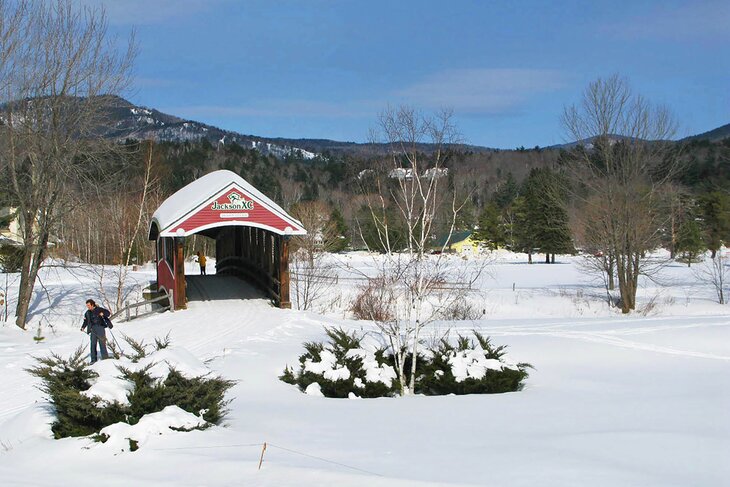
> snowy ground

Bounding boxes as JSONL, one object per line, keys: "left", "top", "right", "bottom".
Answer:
{"left": 0, "top": 252, "right": 728, "bottom": 486}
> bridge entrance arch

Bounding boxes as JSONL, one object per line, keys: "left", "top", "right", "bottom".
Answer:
{"left": 148, "top": 170, "right": 306, "bottom": 309}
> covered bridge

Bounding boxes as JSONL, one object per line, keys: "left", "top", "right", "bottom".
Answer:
{"left": 148, "top": 170, "right": 306, "bottom": 310}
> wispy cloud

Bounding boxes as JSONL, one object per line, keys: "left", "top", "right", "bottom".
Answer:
{"left": 393, "top": 68, "right": 568, "bottom": 115}
{"left": 165, "top": 99, "right": 377, "bottom": 121}
{"left": 606, "top": 0, "right": 730, "bottom": 41}
{"left": 165, "top": 68, "right": 568, "bottom": 122}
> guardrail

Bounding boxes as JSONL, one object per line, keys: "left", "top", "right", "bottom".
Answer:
{"left": 110, "top": 290, "right": 173, "bottom": 323}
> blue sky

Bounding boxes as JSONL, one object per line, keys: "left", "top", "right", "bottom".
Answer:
{"left": 90, "top": 0, "right": 728, "bottom": 148}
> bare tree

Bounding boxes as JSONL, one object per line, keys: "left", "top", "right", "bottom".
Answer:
{"left": 694, "top": 250, "right": 728, "bottom": 305}
{"left": 289, "top": 200, "right": 339, "bottom": 311}
{"left": 0, "top": 0, "right": 135, "bottom": 328}
{"left": 98, "top": 141, "right": 159, "bottom": 311}
{"left": 562, "top": 75, "right": 679, "bottom": 313}
{"left": 357, "top": 106, "right": 485, "bottom": 395}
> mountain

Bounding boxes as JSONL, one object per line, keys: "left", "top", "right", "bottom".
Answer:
{"left": 95, "top": 96, "right": 498, "bottom": 157}
{"left": 546, "top": 134, "right": 639, "bottom": 150}
{"left": 548, "top": 123, "right": 730, "bottom": 149}
{"left": 97, "top": 96, "right": 317, "bottom": 159}
{"left": 684, "top": 123, "right": 730, "bottom": 142}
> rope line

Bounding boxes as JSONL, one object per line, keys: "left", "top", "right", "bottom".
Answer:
{"left": 266, "top": 442, "right": 384, "bottom": 477}
{"left": 152, "top": 441, "right": 385, "bottom": 477}
{"left": 153, "top": 443, "right": 262, "bottom": 451}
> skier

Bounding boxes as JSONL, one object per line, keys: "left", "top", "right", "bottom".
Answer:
{"left": 80, "top": 299, "right": 111, "bottom": 363}
{"left": 196, "top": 250, "right": 207, "bottom": 275}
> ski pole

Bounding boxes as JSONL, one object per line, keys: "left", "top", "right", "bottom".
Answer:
{"left": 109, "top": 329, "right": 125, "bottom": 357}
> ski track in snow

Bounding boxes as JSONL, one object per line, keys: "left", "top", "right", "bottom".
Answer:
{"left": 0, "top": 255, "right": 728, "bottom": 486}
{"left": 451, "top": 316, "right": 730, "bottom": 361}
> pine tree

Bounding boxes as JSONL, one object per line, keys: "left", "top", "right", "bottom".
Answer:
{"left": 699, "top": 191, "right": 730, "bottom": 258}
{"left": 492, "top": 172, "right": 519, "bottom": 209}
{"left": 473, "top": 202, "right": 505, "bottom": 249}
{"left": 329, "top": 208, "right": 350, "bottom": 252}
{"left": 510, "top": 196, "right": 535, "bottom": 262}
{"left": 676, "top": 218, "right": 705, "bottom": 267}
{"left": 521, "top": 168, "right": 574, "bottom": 263}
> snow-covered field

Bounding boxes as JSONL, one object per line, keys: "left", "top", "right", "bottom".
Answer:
{"left": 0, "top": 252, "right": 728, "bottom": 486}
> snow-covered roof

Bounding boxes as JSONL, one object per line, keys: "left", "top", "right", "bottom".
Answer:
{"left": 149, "top": 170, "right": 306, "bottom": 239}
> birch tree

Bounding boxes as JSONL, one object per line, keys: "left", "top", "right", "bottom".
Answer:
{"left": 289, "top": 200, "right": 339, "bottom": 311}
{"left": 358, "top": 106, "right": 484, "bottom": 395}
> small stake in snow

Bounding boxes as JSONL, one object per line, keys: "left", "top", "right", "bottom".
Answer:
{"left": 258, "top": 442, "right": 267, "bottom": 470}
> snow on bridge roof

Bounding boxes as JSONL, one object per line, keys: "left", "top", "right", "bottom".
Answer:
{"left": 148, "top": 170, "right": 306, "bottom": 239}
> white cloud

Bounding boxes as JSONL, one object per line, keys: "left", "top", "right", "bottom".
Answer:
{"left": 165, "top": 99, "right": 377, "bottom": 120}
{"left": 608, "top": 0, "right": 730, "bottom": 41}
{"left": 393, "top": 68, "right": 568, "bottom": 114}
{"left": 165, "top": 68, "right": 568, "bottom": 121}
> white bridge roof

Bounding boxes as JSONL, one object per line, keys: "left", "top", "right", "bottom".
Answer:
{"left": 148, "top": 170, "right": 306, "bottom": 239}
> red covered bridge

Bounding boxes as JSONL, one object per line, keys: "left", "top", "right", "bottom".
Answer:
{"left": 148, "top": 170, "right": 306, "bottom": 310}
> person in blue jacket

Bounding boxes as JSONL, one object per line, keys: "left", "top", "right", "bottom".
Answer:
{"left": 80, "top": 299, "right": 111, "bottom": 363}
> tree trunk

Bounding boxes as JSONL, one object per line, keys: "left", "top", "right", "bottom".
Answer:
{"left": 545, "top": 253, "right": 550, "bottom": 264}
{"left": 551, "top": 253, "right": 555, "bottom": 263}
{"left": 607, "top": 255, "right": 615, "bottom": 291}
{"left": 527, "top": 251, "right": 532, "bottom": 264}
{"left": 15, "top": 232, "right": 49, "bottom": 328}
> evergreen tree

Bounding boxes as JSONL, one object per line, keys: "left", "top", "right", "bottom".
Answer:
{"left": 492, "top": 172, "right": 519, "bottom": 209}
{"left": 699, "top": 191, "right": 730, "bottom": 258}
{"left": 329, "top": 208, "right": 350, "bottom": 251}
{"left": 510, "top": 196, "right": 535, "bottom": 262}
{"left": 676, "top": 218, "right": 705, "bottom": 266}
{"left": 473, "top": 202, "right": 506, "bottom": 249}
{"left": 521, "top": 168, "right": 574, "bottom": 263}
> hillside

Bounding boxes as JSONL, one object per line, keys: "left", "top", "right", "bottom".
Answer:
{"left": 684, "top": 123, "right": 730, "bottom": 142}
{"left": 96, "top": 96, "right": 317, "bottom": 160}
{"left": 95, "top": 96, "right": 497, "bottom": 156}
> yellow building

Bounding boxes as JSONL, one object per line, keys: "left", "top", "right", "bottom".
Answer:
{"left": 435, "top": 231, "right": 479, "bottom": 255}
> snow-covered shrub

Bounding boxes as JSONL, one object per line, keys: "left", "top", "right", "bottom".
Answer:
{"left": 416, "top": 332, "right": 531, "bottom": 395}
{"left": 26, "top": 338, "right": 234, "bottom": 440}
{"left": 281, "top": 327, "right": 397, "bottom": 398}
{"left": 27, "top": 347, "right": 129, "bottom": 438}
{"left": 283, "top": 328, "right": 531, "bottom": 398}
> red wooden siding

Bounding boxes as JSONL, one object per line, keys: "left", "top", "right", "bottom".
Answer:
{"left": 157, "top": 255, "right": 174, "bottom": 294}
{"left": 168, "top": 187, "right": 302, "bottom": 235}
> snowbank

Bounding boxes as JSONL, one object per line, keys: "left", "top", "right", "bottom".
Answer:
{"left": 97, "top": 405, "right": 206, "bottom": 453}
{"left": 81, "top": 346, "right": 212, "bottom": 408}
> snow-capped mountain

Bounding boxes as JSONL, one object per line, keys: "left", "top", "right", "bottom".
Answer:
{"left": 98, "top": 96, "right": 317, "bottom": 159}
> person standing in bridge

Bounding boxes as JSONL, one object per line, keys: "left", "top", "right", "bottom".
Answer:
{"left": 196, "top": 250, "right": 207, "bottom": 275}
{"left": 80, "top": 299, "right": 111, "bottom": 363}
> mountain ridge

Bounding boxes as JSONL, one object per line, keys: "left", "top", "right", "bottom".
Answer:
{"left": 75, "top": 96, "right": 730, "bottom": 154}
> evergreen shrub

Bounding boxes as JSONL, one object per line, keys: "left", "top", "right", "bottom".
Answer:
{"left": 282, "top": 328, "right": 532, "bottom": 398}
{"left": 0, "top": 244, "right": 23, "bottom": 273}
{"left": 281, "top": 327, "right": 396, "bottom": 398}
{"left": 27, "top": 338, "right": 234, "bottom": 439}
{"left": 416, "top": 332, "right": 532, "bottom": 395}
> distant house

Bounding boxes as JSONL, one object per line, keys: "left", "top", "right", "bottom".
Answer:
{"left": 434, "top": 231, "right": 479, "bottom": 255}
{"left": 0, "top": 207, "right": 22, "bottom": 246}
{"left": 389, "top": 167, "right": 414, "bottom": 180}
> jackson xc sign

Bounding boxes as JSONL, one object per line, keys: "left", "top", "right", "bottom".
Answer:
{"left": 211, "top": 192, "right": 255, "bottom": 211}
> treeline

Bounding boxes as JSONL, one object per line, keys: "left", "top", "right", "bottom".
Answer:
{"left": 3, "top": 130, "right": 727, "bottom": 270}
{"left": 53, "top": 133, "right": 730, "bottom": 264}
